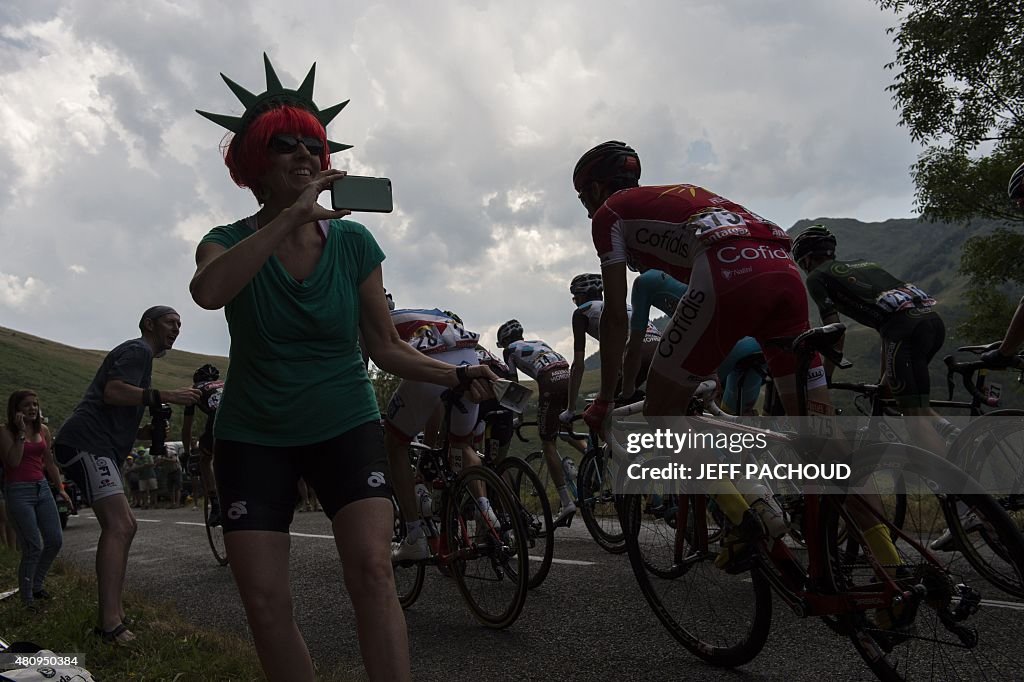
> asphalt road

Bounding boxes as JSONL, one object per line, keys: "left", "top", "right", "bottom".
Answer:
{"left": 55, "top": 507, "right": 1024, "bottom": 681}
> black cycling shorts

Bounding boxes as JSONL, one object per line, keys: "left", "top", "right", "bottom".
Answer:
{"left": 213, "top": 420, "right": 392, "bottom": 534}
{"left": 881, "top": 309, "right": 945, "bottom": 409}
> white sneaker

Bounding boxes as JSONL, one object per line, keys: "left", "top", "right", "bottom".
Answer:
{"left": 930, "top": 512, "right": 984, "bottom": 552}
{"left": 391, "top": 535, "right": 430, "bottom": 563}
{"left": 553, "top": 503, "right": 577, "bottom": 528}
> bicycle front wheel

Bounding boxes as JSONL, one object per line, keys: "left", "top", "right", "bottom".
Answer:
{"left": 204, "top": 495, "right": 228, "bottom": 566}
{"left": 442, "top": 466, "right": 529, "bottom": 628}
{"left": 391, "top": 495, "right": 425, "bottom": 608}
{"left": 622, "top": 489, "right": 772, "bottom": 668}
{"left": 495, "top": 456, "right": 554, "bottom": 589}
{"left": 578, "top": 450, "right": 626, "bottom": 553}
{"left": 823, "top": 443, "right": 1024, "bottom": 681}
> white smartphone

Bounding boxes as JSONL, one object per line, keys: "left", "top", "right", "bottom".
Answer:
{"left": 331, "top": 175, "right": 394, "bottom": 213}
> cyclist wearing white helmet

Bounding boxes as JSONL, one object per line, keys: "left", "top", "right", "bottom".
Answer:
{"left": 498, "top": 320, "right": 583, "bottom": 526}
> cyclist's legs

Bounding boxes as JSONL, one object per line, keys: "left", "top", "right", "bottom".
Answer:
{"left": 537, "top": 369, "right": 571, "bottom": 489}
{"left": 200, "top": 448, "right": 216, "bottom": 498}
{"left": 881, "top": 311, "right": 948, "bottom": 455}
{"left": 384, "top": 349, "right": 479, "bottom": 520}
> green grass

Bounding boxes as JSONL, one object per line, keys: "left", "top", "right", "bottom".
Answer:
{"left": 0, "top": 326, "right": 228, "bottom": 449}
{"left": 0, "top": 548, "right": 265, "bottom": 681}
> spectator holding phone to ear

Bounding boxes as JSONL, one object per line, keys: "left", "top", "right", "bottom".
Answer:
{"left": 191, "top": 54, "right": 494, "bottom": 682}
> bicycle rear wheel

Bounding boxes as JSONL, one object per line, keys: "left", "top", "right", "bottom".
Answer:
{"left": 947, "top": 410, "right": 1024, "bottom": 597}
{"left": 442, "top": 466, "right": 529, "bottom": 628}
{"left": 204, "top": 495, "right": 228, "bottom": 566}
{"left": 391, "top": 495, "right": 425, "bottom": 608}
{"left": 622, "top": 488, "right": 772, "bottom": 667}
{"left": 495, "top": 456, "right": 553, "bottom": 589}
{"left": 578, "top": 449, "right": 626, "bottom": 554}
{"left": 823, "top": 443, "right": 1024, "bottom": 681}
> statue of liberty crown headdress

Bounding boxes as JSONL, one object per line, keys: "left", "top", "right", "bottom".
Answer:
{"left": 196, "top": 52, "right": 352, "bottom": 153}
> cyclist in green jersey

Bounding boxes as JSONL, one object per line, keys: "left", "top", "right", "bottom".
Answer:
{"left": 792, "top": 224, "right": 949, "bottom": 456}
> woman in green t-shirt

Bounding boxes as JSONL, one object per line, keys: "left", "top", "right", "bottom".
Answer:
{"left": 190, "top": 58, "right": 494, "bottom": 682}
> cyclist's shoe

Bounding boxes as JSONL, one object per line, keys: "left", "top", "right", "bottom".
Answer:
{"left": 207, "top": 499, "right": 222, "bottom": 527}
{"left": 749, "top": 498, "right": 788, "bottom": 539}
{"left": 391, "top": 535, "right": 430, "bottom": 563}
{"left": 475, "top": 505, "right": 501, "bottom": 543}
{"left": 713, "top": 512, "right": 762, "bottom": 574}
{"left": 929, "top": 512, "right": 984, "bottom": 552}
{"left": 553, "top": 503, "right": 577, "bottom": 528}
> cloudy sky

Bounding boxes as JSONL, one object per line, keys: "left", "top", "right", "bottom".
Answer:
{"left": 0, "top": 0, "right": 920, "bottom": 361}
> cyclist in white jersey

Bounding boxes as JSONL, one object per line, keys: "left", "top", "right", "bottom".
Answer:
{"left": 498, "top": 320, "right": 583, "bottom": 526}
{"left": 562, "top": 274, "right": 660, "bottom": 423}
{"left": 385, "top": 306, "right": 498, "bottom": 561}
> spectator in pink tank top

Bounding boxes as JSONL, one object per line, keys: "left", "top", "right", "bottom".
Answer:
{"left": 0, "top": 390, "right": 70, "bottom": 609}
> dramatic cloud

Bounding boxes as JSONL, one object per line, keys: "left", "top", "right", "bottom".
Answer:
{"left": 0, "top": 0, "right": 920, "bottom": 359}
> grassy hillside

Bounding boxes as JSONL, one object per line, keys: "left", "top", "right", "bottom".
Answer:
{"left": 0, "top": 326, "right": 228, "bottom": 443}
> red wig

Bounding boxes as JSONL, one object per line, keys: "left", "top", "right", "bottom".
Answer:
{"left": 223, "top": 104, "right": 331, "bottom": 201}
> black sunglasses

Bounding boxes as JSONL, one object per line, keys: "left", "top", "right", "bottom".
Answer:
{"left": 268, "top": 134, "right": 325, "bottom": 156}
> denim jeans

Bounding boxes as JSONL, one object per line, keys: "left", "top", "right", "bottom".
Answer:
{"left": 5, "top": 480, "right": 63, "bottom": 603}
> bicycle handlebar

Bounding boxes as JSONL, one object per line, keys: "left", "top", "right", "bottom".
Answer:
{"left": 943, "top": 355, "right": 1000, "bottom": 407}
{"left": 514, "top": 419, "right": 587, "bottom": 442}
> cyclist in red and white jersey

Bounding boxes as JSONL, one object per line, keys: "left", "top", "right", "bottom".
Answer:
{"left": 561, "top": 273, "right": 660, "bottom": 424}
{"left": 498, "top": 320, "right": 584, "bottom": 526}
{"left": 573, "top": 141, "right": 828, "bottom": 423}
{"left": 385, "top": 306, "right": 498, "bottom": 561}
{"left": 569, "top": 142, "right": 892, "bottom": 572}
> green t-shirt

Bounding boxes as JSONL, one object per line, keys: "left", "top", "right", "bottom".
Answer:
{"left": 199, "top": 218, "right": 384, "bottom": 446}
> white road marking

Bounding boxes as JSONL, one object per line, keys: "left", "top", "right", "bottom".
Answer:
{"left": 980, "top": 599, "right": 1024, "bottom": 611}
{"left": 136, "top": 518, "right": 162, "bottom": 523}
{"left": 73, "top": 519, "right": 600, "bottom": 566}
{"left": 534, "top": 556, "right": 595, "bottom": 566}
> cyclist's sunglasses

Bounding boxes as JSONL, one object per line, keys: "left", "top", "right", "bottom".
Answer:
{"left": 268, "top": 134, "right": 325, "bottom": 156}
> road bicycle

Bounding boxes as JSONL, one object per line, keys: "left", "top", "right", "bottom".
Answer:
{"left": 828, "top": 344, "right": 1024, "bottom": 598}
{"left": 392, "top": 389, "right": 530, "bottom": 628}
{"left": 519, "top": 420, "right": 626, "bottom": 553}
{"left": 616, "top": 324, "right": 1024, "bottom": 680}
{"left": 477, "top": 407, "right": 554, "bottom": 589}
